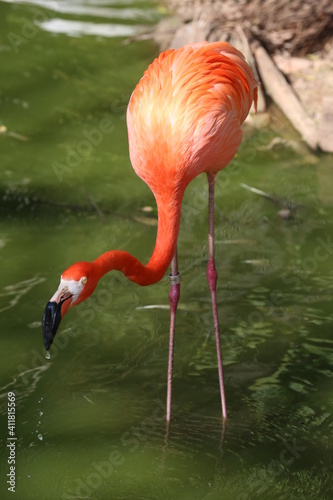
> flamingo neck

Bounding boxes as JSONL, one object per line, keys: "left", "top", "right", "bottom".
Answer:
{"left": 93, "top": 190, "right": 184, "bottom": 286}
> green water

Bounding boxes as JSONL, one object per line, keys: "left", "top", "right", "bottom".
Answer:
{"left": 0, "top": 1, "right": 332, "bottom": 499}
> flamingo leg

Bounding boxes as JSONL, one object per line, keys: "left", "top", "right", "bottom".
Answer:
{"left": 206, "top": 173, "right": 227, "bottom": 420}
{"left": 166, "top": 248, "right": 180, "bottom": 423}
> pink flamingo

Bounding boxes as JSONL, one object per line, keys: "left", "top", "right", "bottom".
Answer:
{"left": 43, "top": 42, "right": 257, "bottom": 421}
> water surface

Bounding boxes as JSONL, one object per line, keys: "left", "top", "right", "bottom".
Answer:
{"left": 0, "top": 1, "right": 332, "bottom": 499}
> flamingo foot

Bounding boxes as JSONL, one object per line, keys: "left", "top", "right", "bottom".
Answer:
{"left": 207, "top": 173, "right": 227, "bottom": 420}
{"left": 166, "top": 253, "right": 180, "bottom": 423}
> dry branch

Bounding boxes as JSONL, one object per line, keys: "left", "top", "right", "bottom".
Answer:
{"left": 254, "top": 43, "right": 318, "bottom": 149}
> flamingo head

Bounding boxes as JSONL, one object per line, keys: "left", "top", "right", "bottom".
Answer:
{"left": 42, "top": 261, "right": 98, "bottom": 351}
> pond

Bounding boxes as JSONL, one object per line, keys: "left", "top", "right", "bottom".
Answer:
{"left": 0, "top": 1, "right": 332, "bottom": 499}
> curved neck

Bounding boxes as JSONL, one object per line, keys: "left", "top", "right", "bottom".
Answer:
{"left": 93, "top": 189, "right": 184, "bottom": 286}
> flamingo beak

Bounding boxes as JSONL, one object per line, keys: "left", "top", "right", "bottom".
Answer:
{"left": 42, "top": 288, "right": 72, "bottom": 351}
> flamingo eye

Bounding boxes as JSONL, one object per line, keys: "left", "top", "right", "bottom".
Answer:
{"left": 81, "top": 277, "right": 87, "bottom": 285}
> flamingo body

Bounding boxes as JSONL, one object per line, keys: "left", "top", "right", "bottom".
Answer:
{"left": 127, "top": 42, "right": 256, "bottom": 195}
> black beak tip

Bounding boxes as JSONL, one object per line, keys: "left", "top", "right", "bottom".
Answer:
{"left": 42, "top": 301, "right": 62, "bottom": 351}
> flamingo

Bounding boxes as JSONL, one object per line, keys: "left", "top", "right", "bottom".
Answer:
{"left": 42, "top": 42, "right": 257, "bottom": 421}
